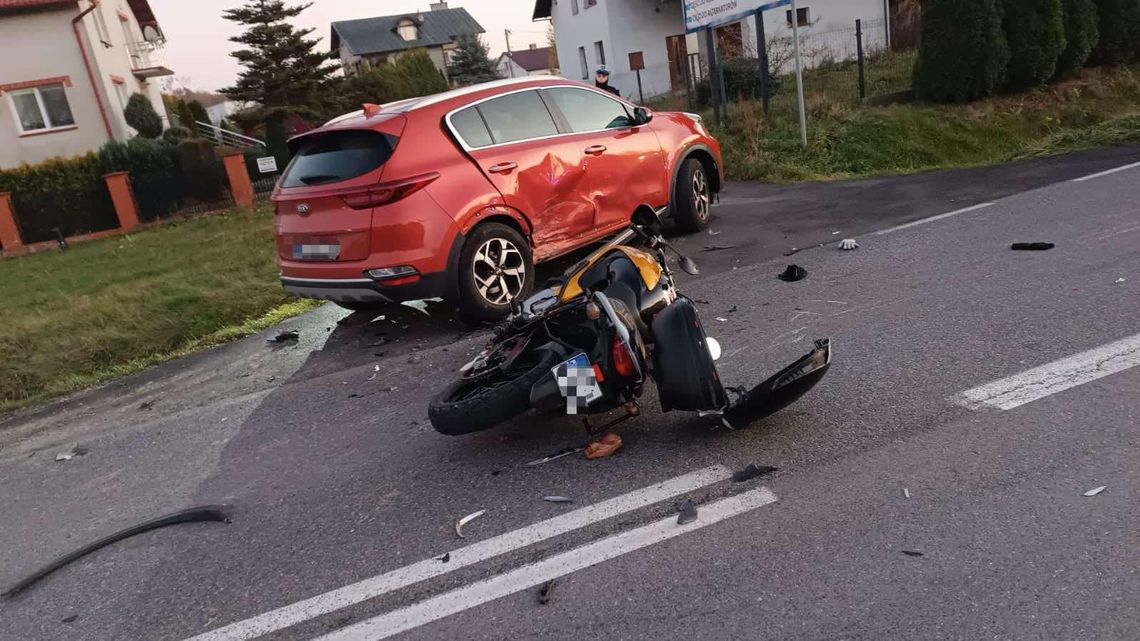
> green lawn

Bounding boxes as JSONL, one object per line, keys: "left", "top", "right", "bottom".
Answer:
{"left": 0, "top": 207, "right": 319, "bottom": 411}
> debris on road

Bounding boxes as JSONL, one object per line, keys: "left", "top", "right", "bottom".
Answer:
{"left": 525, "top": 446, "right": 585, "bottom": 466}
{"left": 784, "top": 247, "right": 800, "bottom": 257}
{"left": 778, "top": 265, "right": 807, "bottom": 282}
{"left": 138, "top": 401, "right": 154, "bottom": 411}
{"left": 367, "top": 365, "right": 380, "bottom": 381}
{"left": 728, "top": 305, "right": 738, "bottom": 314}
{"left": 838, "top": 238, "right": 859, "bottom": 251}
{"left": 1114, "top": 278, "right": 1126, "bottom": 284}
{"left": 438, "top": 552, "right": 450, "bottom": 563}
{"left": 901, "top": 550, "right": 925, "bottom": 557}
{"left": 1, "top": 505, "right": 231, "bottom": 599}
{"left": 455, "top": 510, "right": 486, "bottom": 539}
{"left": 1010, "top": 242, "right": 1055, "bottom": 251}
{"left": 904, "top": 488, "right": 911, "bottom": 499}
{"left": 1083, "top": 485, "right": 1107, "bottom": 497}
{"left": 584, "top": 433, "right": 623, "bottom": 459}
{"left": 677, "top": 499, "right": 698, "bottom": 525}
{"left": 694, "top": 299, "right": 711, "bottom": 305}
{"left": 267, "top": 330, "right": 299, "bottom": 343}
{"left": 708, "top": 229, "right": 721, "bottom": 236}
{"left": 543, "top": 496, "right": 573, "bottom": 504}
{"left": 703, "top": 244, "right": 735, "bottom": 252}
{"left": 832, "top": 231, "right": 841, "bottom": 235}
{"left": 731, "top": 463, "right": 778, "bottom": 482}
{"left": 54, "top": 444, "right": 88, "bottom": 462}
{"left": 715, "top": 317, "right": 728, "bottom": 322}
{"left": 538, "top": 579, "right": 558, "bottom": 605}
{"left": 61, "top": 614, "right": 78, "bottom": 623}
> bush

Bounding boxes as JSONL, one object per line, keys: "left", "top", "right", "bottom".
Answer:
{"left": 162, "top": 126, "right": 192, "bottom": 144}
{"left": 124, "top": 93, "right": 164, "bottom": 138}
{"left": 0, "top": 155, "right": 120, "bottom": 244}
{"left": 1091, "top": 0, "right": 1140, "bottom": 64}
{"left": 98, "top": 138, "right": 184, "bottom": 221}
{"left": 188, "top": 100, "right": 211, "bottom": 127}
{"left": 914, "top": 0, "right": 1010, "bottom": 102}
{"left": 331, "top": 50, "right": 449, "bottom": 118}
{"left": 176, "top": 140, "right": 227, "bottom": 203}
{"left": 1057, "top": 0, "right": 1101, "bottom": 76}
{"left": 1003, "top": 0, "right": 1066, "bottom": 90}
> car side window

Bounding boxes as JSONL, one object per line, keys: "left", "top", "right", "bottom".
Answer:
{"left": 543, "top": 87, "right": 634, "bottom": 133}
{"left": 476, "top": 91, "right": 559, "bottom": 145}
{"left": 450, "top": 106, "right": 493, "bottom": 148}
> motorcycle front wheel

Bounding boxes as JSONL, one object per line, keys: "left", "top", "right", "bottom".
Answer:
{"left": 428, "top": 349, "right": 561, "bottom": 435}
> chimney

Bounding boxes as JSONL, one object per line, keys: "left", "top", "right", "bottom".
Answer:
{"left": 430, "top": 1, "right": 448, "bottom": 10}
{"left": 529, "top": 43, "right": 537, "bottom": 50}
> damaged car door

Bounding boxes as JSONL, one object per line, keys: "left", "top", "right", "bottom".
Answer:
{"left": 460, "top": 90, "right": 596, "bottom": 256}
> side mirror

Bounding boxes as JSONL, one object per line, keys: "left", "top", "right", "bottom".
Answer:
{"left": 633, "top": 107, "right": 653, "bottom": 126}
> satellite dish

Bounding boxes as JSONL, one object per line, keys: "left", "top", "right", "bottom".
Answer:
{"left": 143, "top": 25, "right": 161, "bottom": 43}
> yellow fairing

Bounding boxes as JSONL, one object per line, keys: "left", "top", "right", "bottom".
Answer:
{"left": 558, "top": 232, "right": 663, "bottom": 301}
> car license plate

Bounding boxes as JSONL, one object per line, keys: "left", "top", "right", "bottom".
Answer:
{"left": 293, "top": 243, "right": 340, "bottom": 260}
{"left": 552, "top": 353, "right": 602, "bottom": 415}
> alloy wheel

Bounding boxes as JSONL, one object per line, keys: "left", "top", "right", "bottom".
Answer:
{"left": 692, "top": 167, "right": 711, "bottom": 222}
{"left": 472, "top": 237, "right": 526, "bottom": 306}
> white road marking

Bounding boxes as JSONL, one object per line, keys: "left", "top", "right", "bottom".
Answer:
{"left": 954, "top": 333, "right": 1140, "bottom": 410}
{"left": 315, "top": 487, "right": 779, "bottom": 641}
{"left": 1070, "top": 161, "right": 1140, "bottom": 182}
{"left": 873, "top": 202, "right": 994, "bottom": 235}
{"left": 181, "top": 466, "right": 732, "bottom": 641}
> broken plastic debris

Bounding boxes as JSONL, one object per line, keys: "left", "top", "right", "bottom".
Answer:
{"left": 267, "top": 330, "right": 299, "bottom": 343}
{"left": 54, "top": 444, "right": 88, "bottom": 462}
{"left": 138, "top": 400, "right": 154, "bottom": 411}
{"left": 1010, "top": 242, "right": 1054, "bottom": 251}
{"left": 838, "top": 238, "right": 859, "bottom": 250}
{"left": 708, "top": 229, "right": 721, "bottom": 236}
{"left": 715, "top": 317, "right": 728, "bottom": 322}
{"left": 454, "top": 510, "right": 486, "bottom": 538}
{"left": 1083, "top": 485, "right": 1106, "bottom": 497}
{"left": 538, "top": 579, "right": 557, "bottom": 604}
{"left": 543, "top": 496, "right": 573, "bottom": 503}
{"left": 1114, "top": 278, "right": 1126, "bottom": 284}
{"left": 903, "top": 488, "right": 911, "bottom": 499}
{"left": 367, "top": 364, "right": 380, "bottom": 381}
{"left": 778, "top": 265, "right": 807, "bottom": 282}
{"left": 677, "top": 499, "right": 698, "bottom": 525}
{"left": 584, "top": 433, "right": 622, "bottom": 459}
{"left": 525, "top": 446, "right": 585, "bottom": 466}
{"left": 832, "top": 230, "right": 841, "bottom": 235}
{"left": 438, "top": 552, "right": 450, "bottom": 563}
{"left": 703, "top": 244, "right": 735, "bottom": 252}
{"left": 731, "top": 463, "right": 778, "bottom": 482}
{"left": 901, "top": 550, "right": 924, "bottom": 557}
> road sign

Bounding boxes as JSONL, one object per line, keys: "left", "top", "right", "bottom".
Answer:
{"left": 683, "top": 0, "right": 790, "bottom": 33}
{"left": 256, "top": 156, "right": 278, "bottom": 174}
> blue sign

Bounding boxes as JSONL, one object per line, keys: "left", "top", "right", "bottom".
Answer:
{"left": 684, "top": 0, "right": 791, "bottom": 33}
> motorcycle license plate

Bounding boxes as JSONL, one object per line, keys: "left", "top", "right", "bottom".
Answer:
{"left": 552, "top": 353, "right": 603, "bottom": 415}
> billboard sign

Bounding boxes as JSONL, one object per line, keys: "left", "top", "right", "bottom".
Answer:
{"left": 683, "top": 0, "right": 791, "bottom": 33}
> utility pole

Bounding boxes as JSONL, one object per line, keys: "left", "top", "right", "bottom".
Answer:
{"left": 504, "top": 29, "right": 515, "bottom": 78}
{"left": 790, "top": 0, "right": 808, "bottom": 148}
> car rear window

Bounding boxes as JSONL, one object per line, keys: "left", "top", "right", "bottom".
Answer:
{"left": 476, "top": 90, "right": 559, "bottom": 145}
{"left": 450, "top": 107, "right": 493, "bottom": 148}
{"left": 280, "top": 130, "right": 397, "bottom": 188}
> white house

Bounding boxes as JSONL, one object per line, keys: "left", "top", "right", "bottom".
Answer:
{"left": 534, "top": 0, "right": 890, "bottom": 102}
{"left": 495, "top": 45, "right": 558, "bottom": 78}
{"left": 0, "top": 0, "right": 172, "bottom": 169}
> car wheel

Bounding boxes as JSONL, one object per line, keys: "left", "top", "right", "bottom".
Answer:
{"left": 456, "top": 223, "right": 534, "bottom": 321}
{"left": 672, "top": 157, "right": 712, "bottom": 233}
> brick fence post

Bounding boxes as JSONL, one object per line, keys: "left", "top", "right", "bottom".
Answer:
{"left": 222, "top": 152, "right": 254, "bottom": 209}
{"left": 103, "top": 171, "right": 141, "bottom": 231}
{"left": 0, "top": 192, "right": 24, "bottom": 255}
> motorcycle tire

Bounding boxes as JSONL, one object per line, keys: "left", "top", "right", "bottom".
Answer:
{"left": 429, "top": 349, "right": 561, "bottom": 435}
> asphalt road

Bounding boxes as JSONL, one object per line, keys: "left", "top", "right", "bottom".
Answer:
{"left": 1, "top": 149, "right": 1138, "bottom": 641}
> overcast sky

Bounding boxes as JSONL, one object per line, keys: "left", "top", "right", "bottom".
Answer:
{"left": 156, "top": 0, "right": 550, "bottom": 92}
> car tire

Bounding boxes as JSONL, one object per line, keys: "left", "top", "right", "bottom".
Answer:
{"left": 456, "top": 223, "right": 534, "bottom": 322}
{"left": 672, "top": 157, "right": 713, "bottom": 233}
{"left": 428, "top": 349, "right": 560, "bottom": 435}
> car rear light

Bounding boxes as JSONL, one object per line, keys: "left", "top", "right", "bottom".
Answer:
{"left": 366, "top": 265, "right": 418, "bottom": 281}
{"left": 340, "top": 172, "right": 440, "bottom": 210}
{"left": 611, "top": 336, "right": 637, "bottom": 378}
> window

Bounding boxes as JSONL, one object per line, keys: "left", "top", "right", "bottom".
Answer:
{"left": 114, "top": 84, "right": 131, "bottom": 124}
{"left": 93, "top": 7, "right": 112, "bottom": 46}
{"left": 585, "top": 0, "right": 597, "bottom": 7}
{"left": 450, "top": 106, "right": 493, "bottom": 148}
{"left": 578, "top": 46, "right": 589, "bottom": 80}
{"left": 476, "top": 91, "right": 558, "bottom": 145}
{"left": 397, "top": 20, "right": 418, "bottom": 41}
{"left": 594, "top": 40, "right": 606, "bottom": 66}
{"left": 280, "top": 130, "right": 398, "bottom": 187}
{"left": 571, "top": 0, "right": 579, "bottom": 15}
{"left": 544, "top": 87, "right": 633, "bottom": 132}
{"left": 9, "top": 83, "right": 76, "bottom": 134}
{"left": 120, "top": 17, "right": 135, "bottom": 46}
{"left": 786, "top": 7, "right": 810, "bottom": 27}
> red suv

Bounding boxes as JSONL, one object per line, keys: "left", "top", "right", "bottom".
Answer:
{"left": 272, "top": 76, "right": 722, "bottom": 320}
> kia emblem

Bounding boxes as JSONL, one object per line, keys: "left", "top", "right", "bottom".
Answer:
{"left": 296, "top": 203, "right": 310, "bottom": 215}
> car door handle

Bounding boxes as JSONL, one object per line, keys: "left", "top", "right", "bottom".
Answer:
{"left": 488, "top": 162, "right": 518, "bottom": 174}
{"left": 584, "top": 145, "right": 607, "bottom": 155}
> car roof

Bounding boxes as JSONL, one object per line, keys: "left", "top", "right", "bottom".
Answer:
{"left": 320, "top": 75, "right": 589, "bottom": 130}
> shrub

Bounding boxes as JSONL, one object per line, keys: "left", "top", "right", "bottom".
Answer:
{"left": 1091, "top": 0, "right": 1140, "bottom": 64}
{"left": 98, "top": 138, "right": 183, "bottom": 221}
{"left": 1002, "top": 0, "right": 1066, "bottom": 90}
{"left": 188, "top": 100, "right": 211, "bottom": 127}
{"left": 914, "top": 0, "right": 1010, "bottom": 102}
{"left": 0, "top": 155, "right": 119, "bottom": 244}
{"left": 331, "top": 50, "right": 449, "bottom": 117}
{"left": 177, "top": 140, "right": 227, "bottom": 203}
{"left": 124, "top": 93, "right": 164, "bottom": 138}
{"left": 1057, "top": 0, "right": 1101, "bottom": 76}
{"left": 162, "top": 126, "right": 192, "bottom": 144}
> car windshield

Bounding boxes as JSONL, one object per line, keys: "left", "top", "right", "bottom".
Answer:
{"left": 280, "top": 130, "right": 397, "bottom": 188}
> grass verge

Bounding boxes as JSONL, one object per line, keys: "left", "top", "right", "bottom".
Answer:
{"left": 0, "top": 206, "right": 320, "bottom": 412}
{"left": 704, "top": 63, "right": 1140, "bottom": 182}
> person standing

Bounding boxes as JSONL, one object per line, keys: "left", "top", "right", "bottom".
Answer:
{"left": 595, "top": 66, "right": 620, "bottom": 96}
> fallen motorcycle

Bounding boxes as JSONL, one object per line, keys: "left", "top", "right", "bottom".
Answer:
{"left": 428, "top": 206, "right": 831, "bottom": 435}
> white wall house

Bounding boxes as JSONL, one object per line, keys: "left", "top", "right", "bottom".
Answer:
{"left": 495, "top": 45, "right": 558, "bottom": 79}
{"left": 534, "top": 0, "right": 889, "bottom": 101}
{"left": 0, "top": 0, "right": 172, "bottom": 169}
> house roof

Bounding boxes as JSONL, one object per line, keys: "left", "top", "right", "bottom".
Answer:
{"left": 0, "top": 0, "right": 73, "bottom": 11}
{"left": 331, "top": 7, "right": 483, "bottom": 56}
{"left": 0, "top": 0, "right": 161, "bottom": 28}
{"left": 532, "top": 0, "right": 552, "bottom": 21}
{"left": 503, "top": 46, "right": 554, "bottom": 72}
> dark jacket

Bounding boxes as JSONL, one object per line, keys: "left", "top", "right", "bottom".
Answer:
{"left": 596, "top": 81, "right": 620, "bottom": 97}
